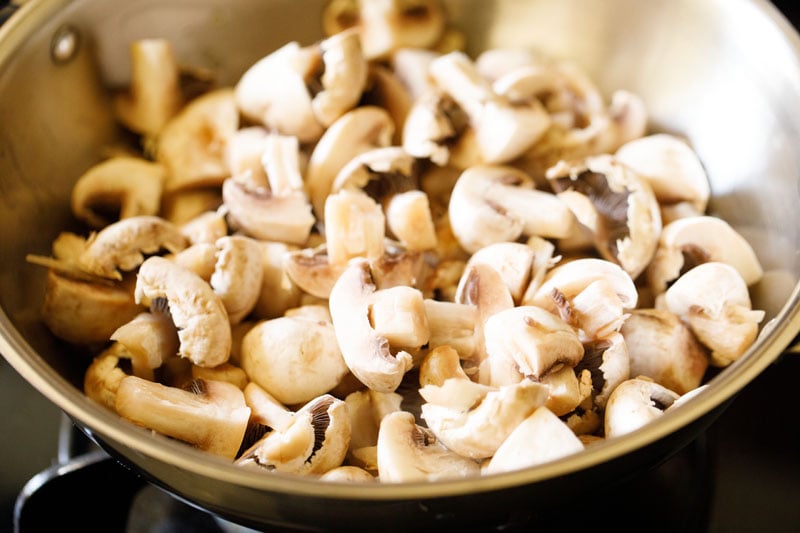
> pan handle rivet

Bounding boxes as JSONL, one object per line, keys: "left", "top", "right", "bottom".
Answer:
{"left": 50, "top": 25, "right": 80, "bottom": 64}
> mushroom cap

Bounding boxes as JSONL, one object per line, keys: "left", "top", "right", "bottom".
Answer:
{"left": 241, "top": 316, "right": 349, "bottom": 405}
{"left": 376, "top": 411, "right": 480, "bottom": 482}
{"left": 234, "top": 41, "right": 324, "bottom": 143}
{"left": 71, "top": 156, "right": 166, "bottom": 229}
{"left": 79, "top": 215, "right": 189, "bottom": 280}
{"left": 603, "top": 377, "right": 680, "bottom": 439}
{"left": 448, "top": 164, "right": 575, "bottom": 254}
{"left": 209, "top": 235, "right": 265, "bottom": 324}
{"left": 615, "top": 133, "right": 710, "bottom": 213}
{"left": 484, "top": 406, "right": 584, "bottom": 475}
{"left": 620, "top": 308, "right": 709, "bottom": 395}
{"left": 646, "top": 215, "right": 764, "bottom": 295}
{"left": 135, "top": 256, "right": 232, "bottom": 368}
{"left": 547, "top": 154, "right": 662, "bottom": 279}
{"left": 306, "top": 105, "right": 395, "bottom": 219}
{"left": 420, "top": 378, "right": 549, "bottom": 459}
{"left": 483, "top": 305, "right": 585, "bottom": 384}
{"left": 328, "top": 259, "right": 414, "bottom": 393}
{"left": 238, "top": 394, "right": 351, "bottom": 475}
{"left": 157, "top": 88, "right": 239, "bottom": 192}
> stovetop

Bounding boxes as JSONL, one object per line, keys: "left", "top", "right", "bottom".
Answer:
{"left": 3, "top": 1, "right": 800, "bottom": 532}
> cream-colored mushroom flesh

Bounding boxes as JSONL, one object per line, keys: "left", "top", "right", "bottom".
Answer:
{"left": 329, "top": 259, "right": 414, "bottom": 392}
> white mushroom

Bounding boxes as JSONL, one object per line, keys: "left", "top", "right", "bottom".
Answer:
{"left": 306, "top": 105, "right": 395, "bottom": 219}
{"left": 646, "top": 215, "right": 764, "bottom": 295}
{"left": 40, "top": 270, "right": 142, "bottom": 345}
{"left": 237, "top": 394, "right": 351, "bottom": 475}
{"left": 234, "top": 30, "right": 367, "bottom": 143}
{"left": 252, "top": 241, "right": 302, "bottom": 320}
{"left": 110, "top": 307, "right": 179, "bottom": 381}
{"left": 344, "top": 388, "right": 404, "bottom": 469}
{"left": 191, "top": 363, "right": 249, "bottom": 390}
{"left": 448, "top": 165, "right": 576, "bottom": 254}
{"left": 376, "top": 411, "right": 480, "bottom": 482}
{"left": 419, "top": 345, "right": 550, "bottom": 459}
{"left": 70, "top": 157, "right": 165, "bottom": 229}
{"left": 83, "top": 344, "right": 134, "bottom": 410}
{"left": 659, "top": 262, "right": 765, "bottom": 367}
{"left": 328, "top": 259, "right": 414, "bottom": 393}
{"left": 156, "top": 88, "right": 239, "bottom": 192}
{"left": 482, "top": 305, "right": 585, "bottom": 387}
{"left": 113, "top": 38, "right": 182, "bottom": 137}
{"left": 210, "top": 235, "right": 264, "bottom": 324}
{"left": 620, "top": 308, "right": 709, "bottom": 395}
{"left": 240, "top": 316, "right": 349, "bottom": 405}
{"left": 603, "top": 377, "right": 680, "bottom": 439}
{"left": 574, "top": 331, "right": 630, "bottom": 409}
{"left": 79, "top": 215, "right": 189, "bottom": 280}
{"left": 179, "top": 210, "right": 228, "bottom": 245}
{"left": 115, "top": 376, "right": 251, "bottom": 459}
{"left": 423, "top": 299, "right": 477, "bottom": 358}
{"left": 319, "top": 465, "right": 376, "bottom": 482}
{"left": 135, "top": 256, "right": 231, "bottom": 368}
{"left": 615, "top": 133, "right": 710, "bottom": 213}
{"left": 322, "top": 0, "right": 447, "bottom": 60}
{"left": 324, "top": 188, "right": 386, "bottom": 265}
{"left": 527, "top": 258, "right": 638, "bottom": 342}
{"left": 427, "top": 51, "right": 551, "bottom": 164}
{"left": 369, "top": 285, "right": 430, "bottom": 350}
{"left": 547, "top": 154, "right": 662, "bottom": 279}
{"left": 221, "top": 176, "right": 315, "bottom": 246}
{"left": 483, "top": 406, "right": 584, "bottom": 475}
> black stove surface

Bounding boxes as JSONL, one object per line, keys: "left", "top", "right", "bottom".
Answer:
{"left": 3, "top": 1, "right": 800, "bottom": 532}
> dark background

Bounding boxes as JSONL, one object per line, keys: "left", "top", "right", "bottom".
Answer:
{"left": 2, "top": 1, "right": 800, "bottom": 531}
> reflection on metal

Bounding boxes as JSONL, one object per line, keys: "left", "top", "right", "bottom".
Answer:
{"left": 50, "top": 24, "right": 79, "bottom": 64}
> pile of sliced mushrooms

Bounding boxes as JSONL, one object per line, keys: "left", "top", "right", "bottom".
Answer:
{"left": 28, "top": 0, "right": 766, "bottom": 482}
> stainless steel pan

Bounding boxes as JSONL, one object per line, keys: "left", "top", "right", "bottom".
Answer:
{"left": 1, "top": 0, "right": 799, "bottom": 530}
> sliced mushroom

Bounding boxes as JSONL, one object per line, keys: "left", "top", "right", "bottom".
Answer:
{"left": 110, "top": 307, "right": 179, "bottom": 381}
{"left": 115, "top": 376, "right": 251, "bottom": 459}
{"left": 135, "top": 256, "right": 231, "bottom": 368}
{"left": 615, "top": 133, "right": 710, "bottom": 213}
{"left": 369, "top": 285, "right": 430, "bottom": 350}
{"left": 234, "top": 30, "right": 367, "bottom": 143}
{"left": 319, "top": 465, "right": 376, "bottom": 482}
{"left": 210, "top": 235, "right": 264, "bottom": 324}
{"left": 237, "top": 394, "right": 351, "bottom": 475}
{"left": 242, "top": 381, "right": 294, "bottom": 432}
{"left": 547, "top": 154, "right": 662, "bottom": 279}
{"left": 604, "top": 377, "right": 680, "bottom": 439}
{"left": 483, "top": 406, "right": 584, "bottom": 475}
{"left": 390, "top": 47, "right": 439, "bottom": 100}
{"left": 574, "top": 331, "right": 630, "bottom": 409}
{"left": 179, "top": 209, "right": 228, "bottom": 245}
{"left": 419, "top": 372, "right": 549, "bottom": 459}
{"left": 41, "top": 270, "right": 142, "bottom": 345}
{"left": 241, "top": 316, "right": 349, "bottom": 405}
{"left": 620, "top": 308, "right": 709, "bottom": 395}
{"left": 423, "top": 299, "right": 477, "bottom": 358}
{"left": 361, "top": 64, "right": 413, "bottom": 144}
{"left": 306, "top": 105, "right": 395, "bottom": 219}
{"left": 113, "top": 38, "right": 182, "bottom": 138}
{"left": 169, "top": 242, "right": 217, "bottom": 281}
{"left": 160, "top": 187, "right": 223, "bottom": 225}
{"left": 659, "top": 262, "right": 765, "bottom": 367}
{"left": 312, "top": 28, "right": 369, "bottom": 128}
{"left": 83, "top": 344, "right": 134, "bottom": 410}
{"left": 191, "top": 362, "right": 249, "bottom": 390}
{"left": 329, "top": 259, "right": 414, "bottom": 393}
{"left": 465, "top": 241, "right": 543, "bottom": 305}
{"left": 71, "top": 156, "right": 165, "bottom": 229}
{"left": 527, "top": 257, "right": 637, "bottom": 341}
{"left": 324, "top": 188, "right": 386, "bottom": 265}
{"left": 156, "top": 88, "right": 239, "bottom": 192}
{"left": 224, "top": 126, "right": 273, "bottom": 188}
{"left": 539, "top": 365, "right": 590, "bottom": 416}
{"left": 448, "top": 165, "right": 576, "bottom": 254}
{"left": 221, "top": 177, "right": 315, "bottom": 246}
{"left": 234, "top": 41, "right": 323, "bottom": 143}
{"left": 427, "top": 51, "right": 551, "bottom": 164}
{"left": 323, "top": 0, "right": 446, "bottom": 60}
{"left": 344, "top": 388, "right": 404, "bottom": 468}
{"left": 79, "top": 215, "right": 189, "bottom": 280}
{"left": 376, "top": 411, "right": 480, "bottom": 482}
{"left": 646, "top": 215, "right": 764, "bottom": 295}
{"left": 482, "top": 305, "right": 584, "bottom": 387}
{"left": 252, "top": 241, "right": 302, "bottom": 320}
